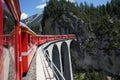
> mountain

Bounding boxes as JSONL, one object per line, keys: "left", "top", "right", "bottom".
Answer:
{"left": 21, "top": 12, "right": 43, "bottom": 34}
{"left": 22, "top": 12, "right": 43, "bottom": 27}
{"left": 41, "top": 0, "right": 120, "bottom": 79}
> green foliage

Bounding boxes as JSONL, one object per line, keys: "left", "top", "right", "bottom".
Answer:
{"left": 42, "top": 0, "right": 120, "bottom": 79}
{"left": 73, "top": 70, "right": 108, "bottom": 80}
{"left": 73, "top": 69, "right": 119, "bottom": 80}
{"left": 41, "top": 0, "right": 120, "bottom": 56}
{"left": 42, "top": 0, "right": 77, "bottom": 26}
{"left": 29, "top": 26, "right": 40, "bottom": 34}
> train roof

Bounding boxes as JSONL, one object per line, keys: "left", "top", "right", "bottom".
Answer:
{"left": 4, "top": 0, "right": 21, "bottom": 21}
{"left": 20, "top": 22, "right": 37, "bottom": 35}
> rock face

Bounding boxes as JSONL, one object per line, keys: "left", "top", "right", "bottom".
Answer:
{"left": 43, "top": 13, "right": 80, "bottom": 35}
{"left": 22, "top": 13, "right": 43, "bottom": 34}
{"left": 43, "top": 13, "right": 120, "bottom": 78}
{"left": 22, "top": 13, "right": 43, "bottom": 27}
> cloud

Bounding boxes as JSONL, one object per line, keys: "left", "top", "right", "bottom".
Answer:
{"left": 66, "top": 0, "right": 75, "bottom": 3}
{"left": 21, "top": 13, "right": 28, "bottom": 20}
{"left": 36, "top": 3, "right": 47, "bottom": 9}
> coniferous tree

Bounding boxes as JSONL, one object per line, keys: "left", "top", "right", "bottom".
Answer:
{"left": 41, "top": 0, "right": 120, "bottom": 79}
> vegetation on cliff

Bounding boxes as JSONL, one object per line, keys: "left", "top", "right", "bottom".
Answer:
{"left": 41, "top": 0, "right": 120, "bottom": 79}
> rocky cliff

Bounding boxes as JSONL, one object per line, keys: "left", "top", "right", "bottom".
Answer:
{"left": 42, "top": 12, "right": 120, "bottom": 78}
{"left": 22, "top": 13, "right": 43, "bottom": 27}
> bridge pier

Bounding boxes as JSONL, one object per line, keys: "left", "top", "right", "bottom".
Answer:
{"left": 66, "top": 40, "right": 74, "bottom": 80}
{"left": 56, "top": 42, "right": 63, "bottom": 75}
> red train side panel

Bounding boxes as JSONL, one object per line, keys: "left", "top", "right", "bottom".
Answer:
{"left": 0, "top": 0, "right": 21, "bottom": 80}
{"left": 0, "top": 0, "right": 3, "bottom": 80}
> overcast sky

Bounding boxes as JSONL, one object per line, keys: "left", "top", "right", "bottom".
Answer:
{"left": 20, "top": 0, "right": 111, "bottom": 20}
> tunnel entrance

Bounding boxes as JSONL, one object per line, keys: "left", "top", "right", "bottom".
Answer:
{"left": 61, "top": 42, "right": 71, "bottom": 80}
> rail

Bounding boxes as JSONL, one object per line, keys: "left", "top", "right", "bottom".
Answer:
{"left": 41, "top": 46, "right": 65, "bottom": 80}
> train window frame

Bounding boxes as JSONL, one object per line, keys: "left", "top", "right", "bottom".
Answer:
{"left": 2, "top": 1, "right": 16, "bottom": 80}
{"left": 3, "top": 2, "right": 15, "bottom": 35}
{"left": 28, "top": 34, "right": 30, "bottom": 47}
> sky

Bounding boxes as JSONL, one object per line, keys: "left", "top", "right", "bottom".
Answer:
{"left": 20, "top": 0, "right": 111, "bottom": 20}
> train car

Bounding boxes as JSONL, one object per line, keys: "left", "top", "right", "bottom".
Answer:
{"left": 0, "top": 0, "right": 21, "bottom": 80}
{"left": 0, "top": 0, "right": 76, "bottom": 80}
{"left": 20, "top": 22, "right": 37, "bottom": 76}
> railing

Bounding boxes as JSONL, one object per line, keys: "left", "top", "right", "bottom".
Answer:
{"left": 41, "top": 46, "right": 66, "bottom": 80}
{"left": 36, "top": 34, "right": 76, "bottom": 45}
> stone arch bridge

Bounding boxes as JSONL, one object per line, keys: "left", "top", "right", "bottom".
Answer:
{"left": 36, "top": 38, "right": 77, "bottom": 80}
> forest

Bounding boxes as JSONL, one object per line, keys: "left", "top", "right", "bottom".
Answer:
{"left": 41, "top": 0, "right": 120, "bottom": 80}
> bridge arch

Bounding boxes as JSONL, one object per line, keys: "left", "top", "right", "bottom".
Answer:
{"left": 70, "top": 40, "right": 81, "bottom": 71}
{"left": 61, "top": 42, "right": 71, "bottom": 80}
{"left": 41, "top": 39, "right": 75, "bottom": 80}
{"left": 52, "top": 44, "right": 61, "bottom": 78}
{"left": 70, "top": 40, "right": 80, "bottom": 56}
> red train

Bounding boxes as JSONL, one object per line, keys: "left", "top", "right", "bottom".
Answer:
{"left": 0, "top": 0, "right": 76, "bottom": 80}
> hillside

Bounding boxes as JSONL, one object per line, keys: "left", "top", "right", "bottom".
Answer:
{"left": 22, "top": 0, "right": 120, "bottom": 79}
{"left": 22, "top": 13, "right": 43, "bottom": 34}
{"left": 41, "top": 0, "right": 120, "bottom": 80}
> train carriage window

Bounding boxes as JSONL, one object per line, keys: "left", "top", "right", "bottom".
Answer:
{"left": 3, "top": 1, "right": 15, "bottom": 80}
{"left": 3, "top": 3, "right": 15, "bottom": 34}
{"left": 28, "top": 34, "right": 30, "bottom": 46}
